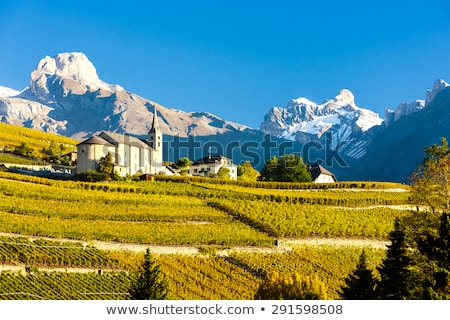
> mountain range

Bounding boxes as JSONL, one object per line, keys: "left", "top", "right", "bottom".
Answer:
{"left": 0, "top": 52, "right": 249, "bottom": 140}
{"left": 260, "top": 89, "right": 384, "bottom": 160}
{"left": 1, "top": 52, "right": 449, "bottom": 182}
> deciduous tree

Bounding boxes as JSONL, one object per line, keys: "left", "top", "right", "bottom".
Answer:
{"left": 174, "top": 157, "right": 191, "bottom": 175}
{"left": 217, "top": 165, "right": 230, "bottom": 180}
{"left": 237, "top": 161, "right": 259, "bottom": 181}
{"left": 411, "top": 137, "right": 450, "bottom": 212}
{"left": 255, "top": 271, "right": 327, "bottom": 300}
{"left": 98, "top": 152, "right": 115, "bottom": 177}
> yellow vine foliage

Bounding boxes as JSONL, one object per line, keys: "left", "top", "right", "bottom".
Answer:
{"left": 255, "top": 271, "right": 327, "bottom": 300}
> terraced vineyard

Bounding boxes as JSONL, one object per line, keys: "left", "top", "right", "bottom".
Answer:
{"left": 0, "top": 122, "right": 77, "bottom": 155}
{"left": 230, "top": 246, "right": 385, "bottom": 299}
{"left": 0, "top": 271, "right": 131, "bottom": 300}
{"left": 0, "top": 235, "right": 121, "bottom": 268}
{"left": 0, "top": 171, "right": 416, "bottom": 300}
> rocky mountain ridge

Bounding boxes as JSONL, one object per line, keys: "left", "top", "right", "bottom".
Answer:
{"left": 1, "top": 52, "right": 449, "bottom": 182}
{"left": 260, "top": 89, "right": 384, "bottom": 160}
{"left": 0, "top": 52, "right": 250, "bottom": 140}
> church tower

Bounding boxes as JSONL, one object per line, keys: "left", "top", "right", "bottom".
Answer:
{"left": 148, "top": 104, "right": 163, "bottom": 170}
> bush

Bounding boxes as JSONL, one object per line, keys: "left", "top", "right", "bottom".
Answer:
{"left": 255, "top": 271, "right": 327, "bottom": 300}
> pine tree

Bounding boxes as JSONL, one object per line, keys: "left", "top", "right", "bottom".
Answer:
{"left": 377, "top": 219, "right": 417, "bottom": 299}
{"left": 261, "top": 156, "right": 278, "bottom": 181}
{"left": 340, "top": 250, "right": 378, "bottom": 299}
{"left": 129, "top": 249, "right": 168, "bottom": 300}
{"left": 260, "top": 154, "right": 312, "bottom": 182}
{"left": 418, "top": 212, "right": 450, "bottom": 299}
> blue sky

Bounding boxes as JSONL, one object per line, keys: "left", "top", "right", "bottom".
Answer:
{"left": 1, "top": 0, "right": 449, "bottom": 128}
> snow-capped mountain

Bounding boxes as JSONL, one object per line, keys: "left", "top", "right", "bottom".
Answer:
{"left": 260, "top": 90, "right": 384, "bottom": 159}
{"left": 0, "top": 52, "right": 250, "bottom": 139}
{"left": 426, "top": 79, "right": 450, "bottom": 105}
{"left": 384, "top": 79, "right": 449, "bottom": 127}
{"left": 346, "top": 81, "right": 450, "bottom": 182}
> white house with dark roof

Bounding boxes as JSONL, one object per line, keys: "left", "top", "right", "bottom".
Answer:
{"left": 188, "top": 155, "right": 237, "bottom": 180}
{"left": 307, "top": 164, "right": 337, "bottom": 183}
{"left": 76, "top": 106, "right": 163, "bottom": 177}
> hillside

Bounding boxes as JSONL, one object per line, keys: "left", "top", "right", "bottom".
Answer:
{"left": 0, "top": 168, "right": 414, "bottom": 300}
{"left": 0, "top": 123, "right": 435, "bottom": 301}
{"left": 0, "top": 122, "right": 78, "bottom": 154}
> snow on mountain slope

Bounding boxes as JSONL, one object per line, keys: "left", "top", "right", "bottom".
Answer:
{"left": 0, "top": 52, "right": 250, "bottom": 139}
{"left": 260, "top": 89, "right": 383, "bottom": 159}
{"left": 0, "top": 86, "right": 21, "bottom": 97}
{"left": 426, "top": 79, "right": 449, "bottom": 106}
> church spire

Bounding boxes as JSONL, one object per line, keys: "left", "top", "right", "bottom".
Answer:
{"left": 148, "top": 104, "right": 162, "bottom": 150}
{"left": 150, "top": 104, "right": 160, "bottom": 133}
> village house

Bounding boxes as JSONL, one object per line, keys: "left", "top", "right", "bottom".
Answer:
{"left": 76, "top": 106, "right": 163, "bottom": 177}
{"left": 188, "top": 155, "right": 238, "bottom": 180}
{"left": 307, "top": 164, "right": 337, "bottom": 183}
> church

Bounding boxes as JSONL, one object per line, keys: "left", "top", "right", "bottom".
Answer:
{"left": 76, "top": 106, "right": 164, "bottom": 177}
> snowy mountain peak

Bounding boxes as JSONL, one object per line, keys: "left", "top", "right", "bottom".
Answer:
{"left": 29, "top": 52, "right": 123, "bottom": 102}
{"left": 0, "top": 52, "right": 250, "bottom": 139}
{"left": 260, "top": 90, "right": 383, "bottom": 159}
{"left": 333, "top": 89, "right": 356, "bottom": 107}
{"left": 426, "top": 79, "right": 449, "bottom": 105}
{"left": 385, "top": 79, "right": 449, "bottom": 126}
{"left": 291, "top": 97, "right": 316, "bottom": 106}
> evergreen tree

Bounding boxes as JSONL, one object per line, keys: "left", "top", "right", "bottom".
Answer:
{"left": 260, "top": 154, "right": 312, "bottom": 182}
{"left": 261, "top": 156, "right": 278, "bottom": 181}
{"left": 129, "top": 249, "right": 168, "bottom": 300}
{"left": 418, "top": 212, "right": 450, "bottom": 299}
{"left": 340, "top": 250, "right": 378, "bottom": 299}
{"left": 377, "top": 219, "right": 417, "bottom": 299}
{"left": 277, "top": 154, "right": 311, "bottom": 182}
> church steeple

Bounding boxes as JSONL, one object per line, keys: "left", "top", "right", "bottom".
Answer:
{"left": 150, "top": 104, "right": 160, "bottom": 132}
{"left": 148, "top": 104, "right": 162, "bottom": 150}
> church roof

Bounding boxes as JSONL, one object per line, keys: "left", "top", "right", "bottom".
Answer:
{"left": 99, "top": 132, "right": 153, "bottom": 149}
{"left": 77, "top": 136, "right": 115, "bottom": 147}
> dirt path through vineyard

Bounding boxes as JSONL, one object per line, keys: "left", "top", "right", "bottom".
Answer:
{"left": 0, "top": 231, "right": 391, "bottom": 274}
{"left": 0, "top": 231, "right": 389, "bottom": 255}
{"left": 0, "top": 264, "right": 120, "bottom": 274}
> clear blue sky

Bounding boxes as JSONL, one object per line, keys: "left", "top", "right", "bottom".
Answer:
{"left": 1, "top": 0, "right": 449, "bottom": 128}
